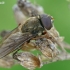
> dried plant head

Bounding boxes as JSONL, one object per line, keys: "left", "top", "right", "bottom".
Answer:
{"left": 17, "top": 0, "right": 30, "bottom": 7}
{"left": 49, "top": 26, "right": 64, "bottom": 42}
{"left": 31, "top": 38, "right": 59, "bottom": 59}
{"left": 13, "top": 4, "right": 27, "bottom": 25}
{"left": 0, "top": 0, "right": 70, "bottom": 70}
{"left": 17, "top": 0, "right": 44, "bottom": 16}
{"left": 0, "top": 55, "right": 15, "bottom": 68}
{"left": 14, "top": 52, "right": 41, "bottom": 70}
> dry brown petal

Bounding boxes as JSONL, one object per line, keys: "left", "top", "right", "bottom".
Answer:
{"left": 0, "top": 55, "right": 15, "bottom": 68}
{"left": 17, "top": 0, "right": 44, "bottom": 17}
{"left": 13, "top": 4, "right": 27, "bottom": 25}
{"left": 49, "top": 27, "right": 59, "bottom": 37}
{"left": 34, "top": 38, "right": 59, "bottom": 59}
{"left": 15, "top": 52, "right": 41, "bottom": 70}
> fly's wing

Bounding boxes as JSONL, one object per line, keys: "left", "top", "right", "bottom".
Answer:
{"left": 0, "top": 32, "right": 35, "bottom": 58}
{"left": 1, "top": 27, "right": 19, "bottom": 40}
{"left": 0, "top": 27, "right": 19, "bottom": 46}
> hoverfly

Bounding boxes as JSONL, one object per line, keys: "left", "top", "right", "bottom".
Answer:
{"left": 0, "top": 0, "right": 69, "bottom": 70}
{"left": 0, "top": 14, "right": 53, "bottom": 59}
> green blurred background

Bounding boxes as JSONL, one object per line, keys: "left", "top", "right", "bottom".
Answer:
{"left": 0, "top": 0, "right": 70, "bottom": 70}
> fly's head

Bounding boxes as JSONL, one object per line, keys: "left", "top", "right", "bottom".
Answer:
{"left": 39, "top": 14, "right": 53, "bottom": 30}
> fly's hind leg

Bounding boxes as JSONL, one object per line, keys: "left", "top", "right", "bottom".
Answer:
{"left": 13, "top": 46, "right": 22, "bottom": 61}
{"left": 13, "top": 50, "right": 20, "bottom": 61}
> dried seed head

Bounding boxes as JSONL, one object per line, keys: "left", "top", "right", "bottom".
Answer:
{"left": 15, "top": 52, "right": 41, "bottom": 70}
{"left": 17, "top": 0, "right": 30, "bottom": 7}
{"left": 0, "top": 56, "right": 15, "bottom": 68}
{"left": 49, "top": 26, "right": 64, "bottom": 42}
{"left": 35, "top": 5, "right": 44, "bottom": 14}
{"left": 35, "top": 38, "right": 59, "bottom": 58}
{"left": 13, "top": 4, "right": 27, "bottom": 25}
{"left": 49, "top": 27, "right": 60, "bottom": 37}
{"left": 17, "top": 0, "right": 44, "bottom": 17}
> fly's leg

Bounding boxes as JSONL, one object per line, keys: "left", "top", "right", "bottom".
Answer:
{"left": 13, "top": 49, "right": 20, "bottom": 61}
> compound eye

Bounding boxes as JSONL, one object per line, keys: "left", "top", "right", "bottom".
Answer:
{"left": 40, "top": 14, "right": 53, "bottom": 30}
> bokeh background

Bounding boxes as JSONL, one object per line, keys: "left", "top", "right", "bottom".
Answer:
{"left": 0, "top": 0, "right": 70, "bottom": 70}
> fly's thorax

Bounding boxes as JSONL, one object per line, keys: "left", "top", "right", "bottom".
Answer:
{"left": 21, "top": 17, "right": 44, "bottom": 35}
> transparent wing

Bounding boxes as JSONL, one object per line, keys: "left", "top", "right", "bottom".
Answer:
{"left": 0, "top": 27, "right": 19, "bottom": 46}
{"left": 0, "top": 32, "right": 35, "bottom": 58}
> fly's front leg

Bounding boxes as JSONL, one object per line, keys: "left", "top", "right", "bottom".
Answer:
{"left": 44, "top": 27, "right": 66, "bottom": 53}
